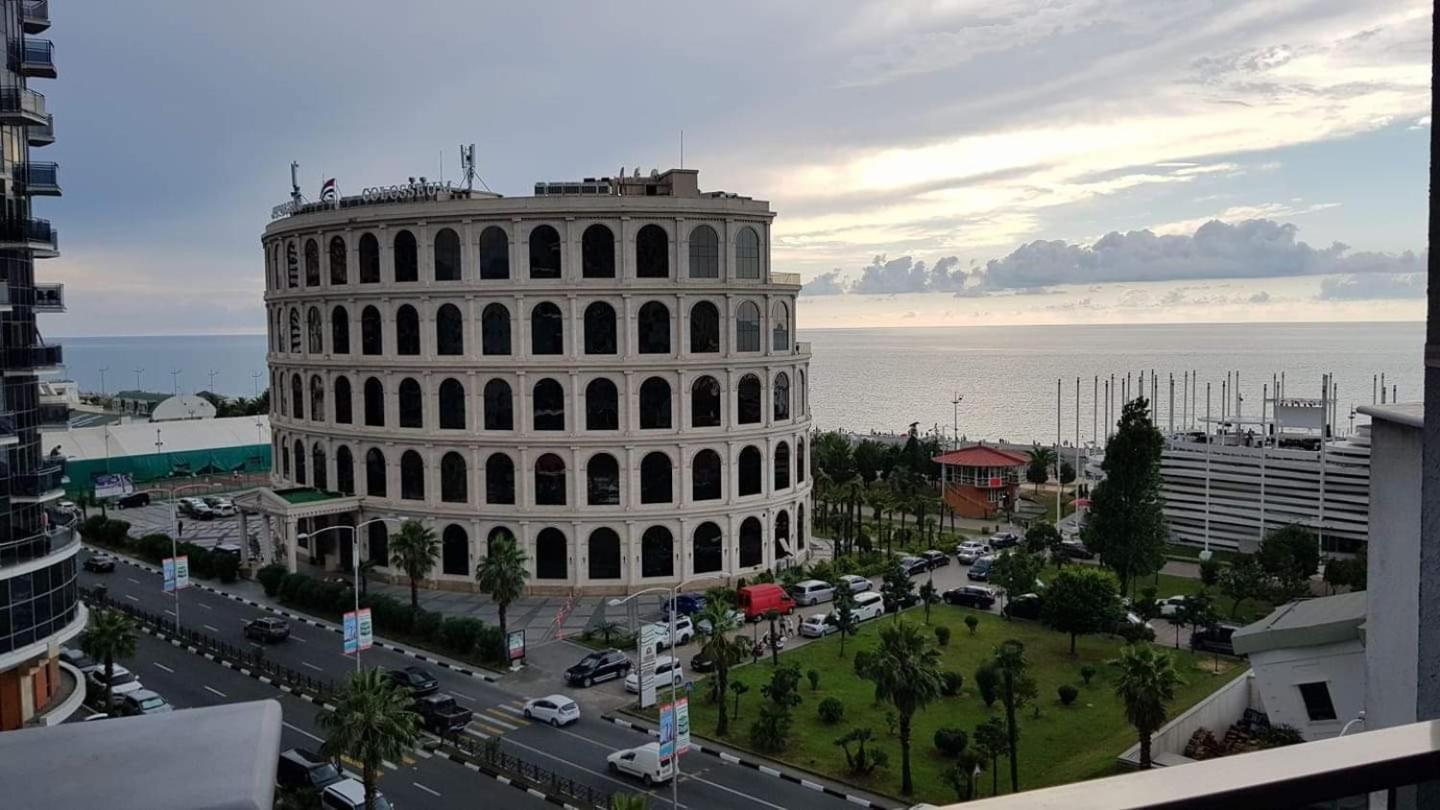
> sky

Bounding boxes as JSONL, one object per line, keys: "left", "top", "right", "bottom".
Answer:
{"left": 40, "top": 0, "right": 1432, "bottom": 335}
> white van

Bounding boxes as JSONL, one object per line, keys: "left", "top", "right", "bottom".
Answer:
{"left": 791, "top": 579, "right": 835, "bottom": 607}
{"left": 853, "top": 591, "right": 885, "bottom": 622}
{"left": 608, "top": 742, "right": 675, "bottom": 786}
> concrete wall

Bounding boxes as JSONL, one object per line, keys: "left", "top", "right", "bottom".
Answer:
{"left": 1119, "top": 670, "right": 1257, "bottom": 766}
{"left": 1250, "top": 639, "right": 1366, "bottom": 740}
{"left": 1365, "top": 416, "right": 1422, "bottom": 732}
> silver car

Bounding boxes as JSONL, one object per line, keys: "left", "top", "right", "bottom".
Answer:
{"left": 838, "top": 574, "right": 872, "bottom": 594}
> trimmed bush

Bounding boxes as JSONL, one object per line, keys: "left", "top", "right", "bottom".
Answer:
{"left": 1058, "top": 684, "right": 1079, "bottom": 706}
{"left": 257, "top": 564, "right": 287, "bottom": 597}
{"left": 934, "top": 625, "right": 952, "bottom": 647}
{"left": 412, "top": 608, "right": 443, "bottom": 642}
{"left": 1080, "top": 664, "right": 1097, "bottom": 685}
{"left": 213, "top": 552, "right": 240, "bottom": 583}
{"left": 933, "top": 727, "right": 968, "bottom": 757}
{"left": 1116, "top": 622, "right": 1156, "bottom": 643}
{"left": 807, "top": 669, "right": 821, "bottom": 691}
{"left": 965, "top": 615, "right": 979, "bottom": 635}
{"left": 818, "top": 697, "right": 845, "bottom": 724}
{"left": 940, "top": 670, "right": 964, "bottom": 697}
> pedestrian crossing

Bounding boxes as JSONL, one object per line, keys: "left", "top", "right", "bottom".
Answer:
{"left": 465, "top": 699, "right": 534, "bottom": 738}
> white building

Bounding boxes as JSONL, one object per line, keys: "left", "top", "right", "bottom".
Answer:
{"left": 259, "top": 168, "right": 812, "bottom": 594}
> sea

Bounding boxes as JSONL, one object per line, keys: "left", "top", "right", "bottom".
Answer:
{"left": 57, "top": 322, "right": 1424, "bottom": 445}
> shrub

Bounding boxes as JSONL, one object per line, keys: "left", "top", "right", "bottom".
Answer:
{"left": 1058, "top": 684, "right": 1079, "bottom": 706}
{"left": 807, "top": 669, "right": 821, "bottom": 691}
{"left": 933, "top": 727, "right": 968, "bottom": 758}
{"left": 213, "top": 552, "right": 240, "bottom": 583}
{"left": 439, "top": 616, "right": 486, "bottom": 656}
{"left": 818, "top": 697, "right": 845, "bottom": 724}
{"left": 852, "top": 650, "right": 875, "bottom": 681}
{"left": 79, "top": 515, "right": 109, "bottom": 542}
{"left": 474, "top": 623, "right": 505, "bottom": 663}
{"left": 97, "top": 519, "right": 132, "bottom": 548}
{"left": 1080, "top": 664, "right": 1097, "bottom": 685}
{"left": 1116, "top": 622, "right": 1156, "bottom": 644}
{"left": 412, "top": 608, "right": 443, "bottom": 642}
{"left": 965, "top": 615, "right": 979, "bottom": 635}
{"left": 134, "top": 533, "right": 173, "bottom": 565}
{"left": 1257, "top": 724, "right": 1305, "bottom": 749}
{"left": 934, "top": 625, "right": 952, "bottom": 647}
{"left": 940, "top": 670, "right": 964, "bottom": 697}
{"left": 257, "top": 564, "right": 287, "bottom": 597}
{"left": 974, "top": 661, "right": 999, "bottom": 709}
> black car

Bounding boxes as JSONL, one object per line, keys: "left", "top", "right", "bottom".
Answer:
{"left": 689, "top": 652, "right": 715, "bottom": 673}
{"left": 384, "top": 665, "right": 439, "bottom": 696}
{"left": 83, "top": 554, "right": 116, "bottom": 573}
{"left": 883, "top": 591, "right": 921, "bottom": 614}
{"left": 1003, "top": 593, "right": 1044, "bottom": 620}
{"left": 277, "top": 748, "right": 343, "bottom": 792}
{"left": 898, "top": 556, "right": 929, "bottom": 577}
{"left": 1057, "top": 539, "right": 1096, "bottom": 560}
{"left": 566, "top": 648, "right": 631, "bottom": 687}
{"left": 115, "top": 492, "right": 151, "bottom": 509}
{"left": 942, "top": 585, "right": 997, "bottom": 609}
{"left": 414, "top": 693, "right": 474, "bottom": 736}
{"left": 989, "top": 532, "right": 1021, "bottom": 550}
{"left": 967, "top": 556, "right": 995, "bottom": 581}
{"left": 243, "top": 617, "right": 290, "bottom": 643}
{"left": 1190, "top": 624, "right": 1240, "bottom": 656}
{"left": 921, "top": 550, "right": 950, "bottom": 569}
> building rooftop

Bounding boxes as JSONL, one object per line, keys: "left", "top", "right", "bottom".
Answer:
{"left": 274, "top": 487, "right": 345, "bottom": 505}
{"left": 933, "top": 445, "right": 1029, "bottom": 467}
{"left": 1358, "top": 401, "right": 1423, "bottom": 429}
{"left": 1231, "top": 591, "right": 1368, "bottom": 656}
{"left": 111, "top": 389, "right": 171, "bottom": 403}
{"left": 47, "top": 414, "right": 269, "bottom": 460}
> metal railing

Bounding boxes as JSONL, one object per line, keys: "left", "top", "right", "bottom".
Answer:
{"left": 11, "top": 463, "right": 64, "bottom": 497}
{"left": 36, "top": 401, "right": 67, "bottom": 426}
{"left": 0, "top": 523, "right": 76, "bottom": 567}
{"left": 4, "top": 343, "right": 63, "bottom": 369}
{"left": 32, "top": 282, "right": 62, "bottom": 311}
{"left": 449, "top": 733, "right": 612, "bottom": 808}
{"left": 21, "top": 1, "right": 49, "bottom": 31}
{"left": 0, "top": 215, "right": 54, "bottom": 245}
{"left": 19, "top": 38, "right": 54, "bottom": 71}
{"left": 771, "top": 271, "right": 802, "bottom": 285}
{"left": 0, "top": 87, "right": 45, "bottom": 118}
{"left": 18, "top": 160, "right": 58, "bottom": 190}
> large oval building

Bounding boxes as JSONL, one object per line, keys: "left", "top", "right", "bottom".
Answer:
{"left": 262, "top": 169, "right": 812, "bottom": 594}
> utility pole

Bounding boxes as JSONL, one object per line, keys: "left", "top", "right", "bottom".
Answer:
{"left": 251, "top": 371, "right": 262, "bottom": 399}
{"left": 207, "top": 369, "right": 218, "bottom": 393}
{"left": 134, "top": 367, "right": 144, "bottom": 391}
{"left": 951, "top": 393, "right": 964, "bottom": 450}
{"left": 169, "top": 368, "right": 181, "bottom": 395}
{"left": 98, "top": 366, "right": 108, "bottom": 397}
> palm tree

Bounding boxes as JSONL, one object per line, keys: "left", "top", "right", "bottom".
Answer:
{"left": 318, "top": 668, "right": 419, "bottom": 810}
{"left": 476, "top": 530, "right": 529, "bottom": 661}
{"left": 81, "top": 608, "right": 137, "bottom": 709}
{"left": 610, "top": 794, "right": 650, "bottom": 810}
{"left": 1113, "top": 644, "right": 1185, "bottom": 768}
{"left": 356, "top": 558, "right": 378, "bottom": 598}
{"left": 993, "top": 640, "right": 1029, "bottom": 792}
{"left": 867, "top": 621, "right": 944, "bottom": 795}
{"left": 695, "top": 601, "right": 748, "bottom": 737}
{"left": 388, "top": 520, "right": 439, "bottom": 610}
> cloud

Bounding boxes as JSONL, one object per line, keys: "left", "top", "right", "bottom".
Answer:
{"left": 1249, "top": 290, "right": 1271, "bottom": 303}
{"left": 1317, "top": 273, "right": 1426, "bottom": 300}
{"left": 800, "top": 269, "right": 848, "bottom": 296}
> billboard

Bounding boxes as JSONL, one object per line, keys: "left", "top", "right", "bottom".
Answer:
{"left": 507, "top": 629, "right": 526, "bottom": 661}
{"left": 675, "top": 696, "right": 691, "bottom": 755}
{"left": 94, "top": 473, "right": 135, "bottom": 499}
{"left": 162, "top": 556, "right": 189, "bottom": 593}
{"left": 658, "top": 702, "right": 675, "bottom": 758}
{"left": 639, "top": 624, "right": 659, "bottom": 708}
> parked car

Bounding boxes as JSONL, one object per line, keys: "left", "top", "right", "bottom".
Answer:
{"left": 383, "top": 665, "right": 439, "bottom": 696}
{"left": 790, "top": 579, "right": 835, "bottom": 607}
{"left": 115, "top": 492, "right": 151, "bottom": 509}
{"left": 852, "top": 591, "right": 886, "bottom": 622}
{"left": 799, "top": 612, "right": 837, "bottom": 638}
{"left": 989, "top": 532, "right": 1021, "bottom": 550}
{"left": 837, "top": 574, "right": 872, "bottom": 594}
{"left": 663, "top": 592, "right": 707, "bottom": 617}
{"left": 955, "top": 541, "right": 991, "bottom": 564}
{"left": 921, "top": 550, "right": 951, "bottom": 569}
{"left": 414, "top": 693, "right": 474, "bottom": 736}
{"left": 1003, "top": 593, "right": 1044, "bottom": 620}
{"left": 321, "top": 778, "right": 392, "bottom": 810}
{"left": 1158, "top": 595, "right": 1189, "bottom": 619}
{"left": 87, "top": 665, "right": 143, "bottom": 702}
{"left": 118, "top": 689, "right": 173, "bottom": 716}
{"left": 566, "top": 649, "right": 631, "bottom": 688}
{"left": 203, "top": 497, "right": 237, "bottom": 516}
{"left": 695, "top": 608, "right": 744, "bottom": 636}
{"left": 60, "top": 647, "right": 100, "bottom": 676}
{"left": 1190, "top": 624, "right": 1241, "bottom": 656}
{"left": 83, "top": 553, "right": 117, "bottom": 573}
{"left": 689, "top": 652, "right": 716, "bottom": 673}
{"left": 883, "top": 589, "right": 921, "bottom": 613}
{"left": 212, "top": 543, "right": 243, "bottom": 561}
{"left": 179, "top": 498, "right": 215, "bottom": 520}
{"left": 277, "top": 748, "right": 344, "bottom": 792}
{"left": 607, "top": 742, "right": 674, "bottom": 786}
{"left": 624, "top": 656, "right": 684, "bottom": 693}
{"left": 898, "top": 556, "right": 930, "bottom": 576}
{"left": 523, "top": 694, "right": 580, "bottom": 727}
{"left": 737, "top": 583, "right": 796, "bottom": 622}
{"left": 967, "top": 555, "right": 996, "bottom": 581}
{"left": 942, "top": 585, "right": 998, "bottom": 609}
{"left": 1057, "top": 538, "right": 1095, "bottom": 560}
{"left": 1113, "top": 611, "right": 1156, "bottom": 640}
{"left": 243, "top": 617, "right": 290, "bottom": 643}
{"left": 644, "top": 616, "right": 695, "bottom": 649}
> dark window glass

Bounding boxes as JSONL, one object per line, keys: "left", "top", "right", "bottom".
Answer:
{"left": 1298, "top": 682, "right": 1337, "bottom": 722}
{"left": 310, "top": 375, "right": 325, "bottom": 422}
{"left": 304, "top": 239, "right": 320, "bottom": 287}
{"left": 691, "top": 376, "right": 721, "bottom": 427}
{"left": 434, "top": 228, "right": 461, "bottom": 281}
{"left": 486, "top": 454, "right": 515, "bottom": 504}
{"left": 529, "top": 225, "right": 561, "bottom": 279}
{"left": 293, "top": 439, "right": 307, "bottom": 484}
{"left": 394, "top": 230, "right": 418, "bottom": 282}
{"left": 368, "top": 523, "right": 388, "bottom": 564}
{"left": 582, "top": 225, "right": 615, "bottom": 278}
{"left": 334, "top": 377, "right": 353, "bottom": 424}
{"left": 396, "top": 305, "right": 421, "bottom": 355}
{"left": 291, "top": 375, "right": 304, "bottom": 419}
{"left": 361, "top": 306, "right": 383, "bottom": 355}
{"left": 535, "top": 454, "right": 567, "bottom": 506}
{"left": 736, "top": 226, "right": 760, "bottom": 279}
{"left": 329, "top": 236, "right": 348, "bottom": 285}
{"left": 436, "top": 304, "right": 464, "bottom": 355}
{"left": 331, "top": 306, "right": 350, "bottom": 354}
{"left": 336, "top": 446, "right": 355, "bottom": 495}
{"left": 442, "top": 525, "right": 469, "bottom": 575}
{"left": 481, "top": 303, "right": 511, "bottom": 355}
{"left": 689, "top": 302, "right": 720, "bottom": 353}
{"left": 688, "top": 225, "right": 719, "bottom": 279}
{"left": 772, "top": 303, "right": 790, "bottom": 351}
{"left": 639, "top": 377, "right": 671, "bottom": 430}
{"left": 774, "top": 372, "right": 791, "bottom": 421}
{"left": 584, "top": 302, "right": 617, "bottom": 355}
{"left": 480, "top": 226, "right": 510, "bottom": 280}
{"left": 363, "top": 377, "right": 385, "bottom": 427}
{"left": 312, "top": 444, "right": 328, "bottom": 490}
{"left": 585, "top": 378, "right": 618, "bottom": 431}
{"left": 359, "top": 233, "right": 380, "bottom": 283}
{"left": 587, "top": 453, "right": 620, "bottom": 506}
{"left": 483, "top": 379, "right": 513, "bottom": 430}
{"left": 736, "top": 301, "right": 761, "bottom": 352}
{"left": 589, "top": 529, "right": 622, "bottom": 580}
{"left": 692, "top": 450, "right": 722, "bottom": 501}
{"left": 535, "top": 529, "right": 567, "bottom": 579}
{"left": 399, "top": 378, "right": 423, "bottom": 428}
{"left": 531, "top": 302, "right": 564, "bottom": 355}
{"left": 636, "top": 225, "right": 668, "bottom": 278}
{"left": 439, "top": 378, "right": 466, "bottom": 429}
{"left": 641, "top": 527, "right": 673, "bottom": 578}
{"left": 739, "top": 446, "right": 762, "bottom": 496}
{"left": 307, "top": 307, "right": 323, "bottom": 354}
{"left": 533, "top": 378, "right": 565, "bottom": 431}
{"left": 774, "top": 442, "right": 791, "bottom": 490}
{"left": 366, "top": 448, "right": 387, "bottom": 497}
{"left": 637, "top": 302, "right": 670, "bottom": 354}
{"left": 693, "top": 523, "right": 723, "bottom": 574}
{"left": 797, "top": 438, "right": 806, "bottom": 482}
{"left": 775, "top": 510, "right": 791, "bottom": 560}
{"left": 738, "top": 374, "right": 762, "bottom": 424}
{"left": 640, "top": 452, "right": 672, "bottom": 504}
{"left": 441, "top": 453, "right": 467, "bottom": 503}
{"left": 401, "top": 450, "right": 425, "bottom": 500}
{"left": 289, "top": 309, "right": 301, "bottom": 353}
{"left": 739, "top": 518, "right": 763, "bottom": 567}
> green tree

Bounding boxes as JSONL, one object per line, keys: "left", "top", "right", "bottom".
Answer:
{"left": 812, "top": 431, "right": 856, "bottom": 483}
{"left": 880, "top": 565, "right": 915, "bottom": 621}
{"left": 1112, "top": 644, "right": 1184, "bottom": 768}
{"left": 730, "top": 680, "right": 749, "bottom": 720}
{"left": 829, "top": 585, "right": 860, "bottom": 657}
{"left": 388, "top": 520, "right": 439, "bottom": 610}
{"left": 475, "top": 530, "right": 529, "bottom": 660}
{"left": 610, "top": 794, "right": 651, "bottom": 810}
{"left": 1199, "top": 557, "right": 1222, "bottom": 587}
{"left": 696, "top": 601, "right": 748, "bottom": 737}
{"left": 991, "top": 549, "right": 1044, "bottom": 616}
{"left": 834, "top": 727, "right": 888, "bottom": 776}
{"left": 81, "top": 608, "right": 138, "bottom": 709}
{"left": 1059, "top": 460, "right": 1077, "bottom": 485}
{"left": 974, "top": 660, "right": 1000, "bottom": 709}
{"left": 1023, "top": 522, "right": 1061, "bottom": 556}
{"left": 866, "top": 621, "right": 944, "bottom": 795}
{"left": 751, "top": 664, "right": 804, "bottom": 752}
{"left": 993, "top": 640, "right": 1029, "bottom": 792}
{"left": 945, "top": 749, "right": 987, "bottom": 801}
{"left": 1025, "top": 460, "right": 1050, "bottom": 492}
{"left": 1323, "top": 548, "right": 1368, "bottom": 594}
{"left": 317, "top": 668, "right": 420, "bottom": 810}
{"left": 972, "top": 716, "right": 1009, "bottom": 797}
{"left": 1219, "top": 555, "right": 1268, "bottom": 618}
{"left": 1083, "top": 398, "right": 1167, "bottom": 596}
{"left": 919, "top": 579, "right": 940, "bottom": 624}
{"left": 1041, "top": 567, "right": 1122, "bottom": 655}
{"left": 1259, "top": 524, "right": 1321, "bottom": 599}
{"left": 853, "top": 440, "right": 887, "bottom": 484}
{"left": 1133, "top": 585, "right": 1161, "bottom": 622}
{"left": 1174, "top": 590, "right": 1219, "bottom": 650}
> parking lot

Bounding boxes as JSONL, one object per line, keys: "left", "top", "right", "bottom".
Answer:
{"left": 100, "top": 500, "right": 253, "bottom": 549}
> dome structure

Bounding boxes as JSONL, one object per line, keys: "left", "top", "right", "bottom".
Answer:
{"left": 150, "top": 394, "right": 218, "bottom": 422}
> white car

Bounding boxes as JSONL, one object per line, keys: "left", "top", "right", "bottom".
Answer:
{"left": 1158, "top": 595, "right": 1189, "bottom": 618}
{"left": 608, "top": 742, "right": 674, "bottom": 786}
{"left": 87, "top": 665, "right": 144, "bottom": 701}
{"left": 523, "top": 694, "right": 580, "bottom": 727}
{"left": 321, "top": 778, "right": 393, "bottom": 810}
{"left": 837, "top": 574, "right": 872, "bottom": 594}
{"left": 696, "top": 609, "right": 744, "bottom": 636}
{"left": 644, "top": 617, "right": 695, "bottom": 649}
{"left": 205, "top": 498, "right": 237, "bottom": 517}
{"left": 852, "top": 591, "right": 885, "bottom": 622}
{"left": 624, "top": 656, "right": 684, "bottom": 693}
{"left": 799, "top": 613, "right": 837, "bottom": 638}
{"left": 955, "top": 540, "right": 991, "bottom": 564}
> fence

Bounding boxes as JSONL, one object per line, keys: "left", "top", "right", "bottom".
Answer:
{"left": 450, "top": 728, "right": 612, "bottom": 809}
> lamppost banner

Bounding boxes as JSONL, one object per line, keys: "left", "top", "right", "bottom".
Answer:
{"left": 639, "top": 624, "right": 659, "bottom": 708}
{"left": 676, "top": 696, "right": 691, "bottom": 755}
{"left": 343, "top": 611, "right": 358, "bottom": 655}
{"left": 507, "top": 629, "right": 526, "bottom": 661}
{"left": 658, "top": 702, "right": 675, "bottom": 758}
{"left": 356, "top": 608, "right": 373, "bottom": 651}
{"left": 162, "top": 556, "right": 190, "bottom": 593}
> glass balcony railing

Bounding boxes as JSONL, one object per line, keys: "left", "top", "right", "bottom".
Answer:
{"left": 3, "top": 343, "right": 63, "bottom": 370}
{"left": 18, "top": 38, "right": 56, "bottom": 78}
{"left": 0, "top": 87, "right": 47, "bottom": 126}
{"left": 0, "top": 523, "right": 76, "bottom": 569}
{"left": 0, "top": 217, "right": 59, "bottom": 256}
{"left": 10, "top": 464, "right": 64, "bottom": 499}
{"left": 771, "top": 271, "right": 802, "bottom": 285}
{"left": 36, "top": 402, "right": 68, "bottom": 426}
{"left": 32, "top": 282, "right": 63, "bottom": 312}
{"left": 22, "top": 1, "right": 50, "bottom": 34}
{"left": 17, "top": 161, "right": 59, "bottom": 195}
{"left": 27, "top": 113, "right": 53, "bottom": 146}
{"left": 0, "top": 410, "right": 16, "bottom": 443}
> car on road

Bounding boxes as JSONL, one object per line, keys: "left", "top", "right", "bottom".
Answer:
{"left": 83, "top": 553, "right": 117, "bottom": 573}
{"left": 955, "top": 541, "right": 990, "bottom": 564}
{"left": 607, "top": 742, "right": 674, "bottom": 786}
{"left": 921, "top": 550, "right": 950, "bottom": 569}
{"left": 383, "top": 665, "right": 439, "bottom": 696}
{"left": 883, "top": 589, "right": 920, "bottom": 614}
{"left": 118, "top": 689, "right": 173, "bottom": 716}
{"left": 898, "top": 556, "right": 930, "bottom": 576}
{"left": 942, "top": 585, "right": 998, "bottom": 609}
{"left": 790, "top": 579, "right": 835, "bottom": 606}
{"left": 60, "top": 647, "right": 101, "bottom": 676}
{"left": 624, "top": 656, "right": 684, "bottom": 693}
{"left": 321, "top": 778, "right": 392, "bottom": 810}
{"left": 566, "top": 649, "right": 632, "bottom": 688}
{"left": 737, "top": 583, "right": 796, "bottom": 622}
{"left": 1057, "top": 538, "right": 1095, "bottom": 560}
{"left": 1003, "top": 593, "right": 1044, "bottom": 620}
{"left": 243, "top": 617, "right": 290, "bottom": 643}
{"left": 414, "top": 693, "right": 474, "bottom": 736}
{"left": 695, "top": 608, "right": 744, "bottom": 636}
{"left": 87, "top": 664, "right": 144, "bottom": 702}
{"left": 645, "top": 616, "right": 695, "bottom": 649}
{"left": 115, "top": 492, "right": 151, "bottom": 509}
{"left": 662, "top": 592, "right": 707, "bottom": 617}
{"left": 967, "top": 555, "right": 996, "bottom": 581}
{"left": 989, "top": 532, "right": 1022, "bottom": 550}
{"left": 1157, "top": 595, "right": 1190, "bottom": 618}
{"left": 853, "top": 591, "right": 886, "bottom": 622}
{"left": 276, "top": 748, "right": 344, "bottom": 792}
{"left": 799, "top": 612, "right": 838, "bottom": 638}
{"left": 838, "top": 574, "right": 872, "bottom": 594}
{"left": 1190, "top": 624, "right": 1241, "bottom": 656}
{"left": 203, "top": 496, "right": 237, "bottom": 516}
{"left": 523, "top": 694, "right": 580, "bottom": 727}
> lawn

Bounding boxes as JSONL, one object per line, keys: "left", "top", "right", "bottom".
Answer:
{"left": 681, "top": 605, "right": 1244, "bottom": 805}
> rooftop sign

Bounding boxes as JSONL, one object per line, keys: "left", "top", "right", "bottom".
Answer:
{"left": 271, "top": 178, "right": 470, "bottom": 220}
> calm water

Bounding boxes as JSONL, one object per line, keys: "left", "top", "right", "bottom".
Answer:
{"left": 58, "top": 322, "right": 1423, "bottom": 443}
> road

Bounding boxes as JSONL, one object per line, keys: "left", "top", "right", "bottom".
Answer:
{"left": 81, "top": 548, "right": 891, "bottom": 810}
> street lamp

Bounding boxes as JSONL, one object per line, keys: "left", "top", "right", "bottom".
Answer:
{"left": 142, "top": 482, "right": 222, "bottom": 634}
{"left": 298, "top": 517, "right": 403, "bottom": 673}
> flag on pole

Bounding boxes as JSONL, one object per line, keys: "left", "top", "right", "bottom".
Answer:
{"left": 320, "top": 178, "right": 338, "bottom": 207}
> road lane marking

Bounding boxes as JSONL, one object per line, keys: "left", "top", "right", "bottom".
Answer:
{"left": 302, "top": 662, "right": 324, "bottom": 672}
{"left": 126, "top": 577, "right": 140, "bottom": 584}
{"left": 204, "top": 624, "right": 220, "bottom": 633}
{"left": 204, "top": 686, "right": 227, "bottom": 698}
{"left": 687, "top": 773, "right": 788, "bottom": 810}
{"left": 289, "top": 635, "right": 307, "bottom": 644}
{"left": 197, "top": 602, "right": 213, "bottom": 610}
{"left": 152, "top": 662, "right": 175, "bottom": 674}
{"left": 450, "top": 691, "right": 476, "bottom": 703}
{"left": 471, "top": 721, "right": 507, "bottom": 736}
{"left": 164, "top": 609, "right": 175, "bottom": 616}
{"left": 125, "top": 595, "right": 139, "bottom": 602}
{"left": 498, "top": 704, "right": 525, "bottom": 717}
{"left": 282, "top": 721, "right": 324, "bottom": 744}
{"left": 412, "top": 783, "right": 442, "bottom": 798}
{"left": 482, "top": 709, "right": 519, "bottom": 730}
{"left": 499, "top": 737, "right": 651, "bottom": 795}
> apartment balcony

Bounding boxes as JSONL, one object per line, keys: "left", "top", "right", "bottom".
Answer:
{"left": 0, "top": 87, "right": 47, "bottom": 126}
{"left": 9, "top": 463, "right": 65, "bottom": 503}
{"left": 0, "top": 523, "right": 77, "bottom": 569}
{"left": 2, "top": 343, "right": 63, "bottom": 371}
{"left": 0, "top": 217, "right": 59, "bottom": 257}
{"left": 33, "top": 282, "right": 63, "bottom": 312}
{"left": 16, "top": 161, "right": 60, "bottom": 196}
{"left": 21, "top": 1, "right": 51, "bottom": 34}
{"left": 35, "top": 401, "right": 67, "bottom": 427}
{"left": 0, "top": 410, "right": 16, "bottom": 447}
{"left": 27, "top": 114, "right": 53, "bottom": 147}
{"left": 19, "top": 38, "right": 56, "bottom": 79}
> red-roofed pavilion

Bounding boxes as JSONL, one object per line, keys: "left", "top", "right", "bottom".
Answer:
{"left": 932, "top": 445, "right": 1028, "bottom": 519}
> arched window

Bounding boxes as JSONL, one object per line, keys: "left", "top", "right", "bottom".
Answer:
{"left": 436, "top": 304, "right": 464, "bottom": 355}
{"left": 280, "top": 440, "right": 289, "bottom": 477}
{"left": 736, "top": 301, "right": 761, "bottom": 352}
{"left": 693, "top": 450, "right": 722, "bottom": 501}
{"left": 638, "top": 377, "right": 672, "bottom": 430}
{"left": 288, "top": 308, "right": 301, "bottom": 353}
{"left": 636, "top": 224, "right": 668, "bottom": 278}
{"left": 481, "top": 303, "right": 511, "bottom": 355}
{"left": 442, "top": 525, "right": 469, "bottom": 575}
{"left": 589, "top": 529, "right": 621, "bottom": 580}
{"left": 336, "top": 445, "right": 355, "bottom": 495}
{"left": 441, "top": 453, "right": 467, "bottom": 503}
{"left": 774, "top": 441, "right": 791, "bottom": 490}
{"left": 739, "top": 446, "right": 762, "bottom": 496}
{"left": 363, "top": 377, "right": 385, "bottom": 427}
{"left": 535, "top": 528, "right": 567, "bottom": 579}
{"left": 433, "top": 228, "right": 461, "bottom": 281}
{"left": 773, "top": 372, "right": 791, "bottom": 421}
{"left": 361, "top": 306, "right": 382, "bottom": 355}
{"left": 771, "top": 302, "right": 790, "bottom": 351}
{"left": 641, "top": 452, "right": 672, "bottom": 504}
{"left": 637, "top": 302, "right": 670, "bottom": 354}
{"left": 483, "top": 379, "right": 514, "bottom": 430}
{"left": 401, "top": 450, "right": 425, "bottom": 500}
{"left": 286, "top": 240, "right": 300, "bottom": 288}
{"left": 689, "top": 225, "right": 719, "bottom": 278}
{"left": 534, "top": 454, "right": 567, "bottom": 506}
{"left": 394, "top": 229, "right": 418, "bottom": 282}
{"left": 775, "top": 510, "right": 791, "bottom": 560}
{"left": 312, "top": 444, "right": 328, "bottom": 490}
{"left": 529, "top": 225, "right": 561, "bottom": 279}
{"left": 396, "top": 305, "right": 420, "bottom": 355}
{"left": 641, "top": 527, "right": 673, "bottom": 578}
{"left": 331, "top": 306, "right": 350, "bottom": 354}
{"left": 689, "top": 301, "right": 720, "bottom": 353}
{"left": 736, "top": 226, "right": 761, "bottom": 279}
{"left": 739, "top": 517, "right": 763, "bottom": 567}
{"left": 307, "top": 307, "right": 322, "bottom": 354}
{"left": 293, "top": 439, "right": 307, "bottom": 484}
{"left": 693, "top": 522, "right": 723, "bottom": 575}
{"left": 582, "top": 224, "right": 615, "bottom": 278}
{"left": 798, "top": 504, "right": 806, "bottom": 549}
{"left": 399, "top": 378, "right": 423, "bottom": 428}
{"left": 799, "top": 370, "right": 807, "bottom": 416}
{"left": 797, "top": 438, "right": 806, "bottom": 482}
{"left": 486, "top": 527, "right": 513, "bottom": 557}
{"left": 586, "top": 453, "right": 620, "bottom": 506}
{"left": 334, "top": 376, "right": 353, "bottom": 424}
{"left": 304, "top": 239, "right": 320, "bottom": 287}
{"left": 583, "top": 302, "right": 617, "bottom": 355}
{"left": 368, "top": 522, "right": 388, "bottom": 564}
{"left": 585, "top": 378, "right": 618, "bottom": 431}
{"left": 309, "top": 375, "right": 325, "bottom": 422}
{"left": 533, "top": 378, "right": 565, "bottom": 431}
{"left": 329, "top": 236, "right": 348, "bottom": 285}
{"left": 480, "top": 226, "right": 510, "bottom": 280}
{"left": 738, "top": 374, "right": 762, "bottom": 424}
{"left": 438, "top": 378, "right": 465, "bottom": 429}
{"left": 359, "top": 233, "right": 380, "bottom": 283}
{"left": 691, "top": 376, "right": 721, "bottom": 428}
{"left": 486, "top": 454, "right": 515, "bottom": 504}
{"left": 531, "top": 302, "right": 564, "bottom": 355}
{"left": 290, "top": 375, "right": 304, "bottom": 419}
